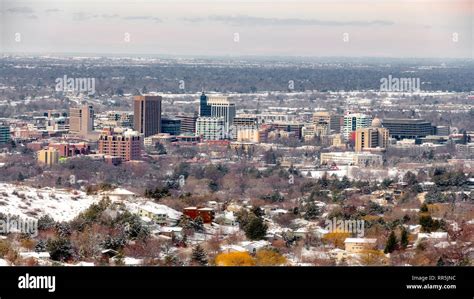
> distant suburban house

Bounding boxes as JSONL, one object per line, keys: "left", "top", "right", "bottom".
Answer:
{"left": 344, "top": 238, "right": 378, "bottom": 253}
{"left": 19, "top": 252, "right": 51, "bottom": 265}
{"left": 405, "top": 224, "right": 422, "bottom": 234}
{"left": 206, "top": 200, "right": 220, "bottom": 210}
{"left": 216, "top": 211, "right": 237, "bottom": 226}
{"left": 139, "top": 202, "right": 182, "bottom": 225}
{"left": 293, "top": 227, "right": 309, "bottom": 239}
{"left": 220, "top": 240, "right": 270, "bottom": 254}
{"left": 100, "top": 188, "right": 136, "bottom": 201}
{"left": 154, "top": 226, "right": 183, "bottom": 239}
{"left": 329, "top": 248, "right": 349, "bottom": 262}
{"left": 112, "top": 256, "right": 143, "bottom": 266}
{"left": 183, "top": 207, "right": 215, "bottom": 224}
{"left": 415, "top": 232, "right": 448, "bottom": 245}
{"left": 101, "top": 249, "right": 119, "bottom": 259}
{"left": 239, "top": 240, "right": 270, "bottom": 254}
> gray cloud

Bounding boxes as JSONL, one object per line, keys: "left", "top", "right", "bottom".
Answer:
{"left": 72, "top": 12, "right": 99, "bottom": 21}
{"left": 122, "top": 16, "right": 162, "bottom": 22}
{"left": 6, "top": 6, "right": 34, "bottom": 14}
{"left": 3, "top": 6, "right": 38, "bottom": 19}
{"left": 102, "top": 14, "right": 120, "bottom": 19}
{"left": 45, "top": 9, "right": 62, "bottom": 13}
{"left": 185, "top": 15, "right": 394, "bottom": 27}
{"left": 71, "top": 13, "right": 161, "bottom": 22}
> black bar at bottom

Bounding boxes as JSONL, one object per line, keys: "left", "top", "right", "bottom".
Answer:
{"left": 0, "top": 266, "right": 471, "bottom": 299}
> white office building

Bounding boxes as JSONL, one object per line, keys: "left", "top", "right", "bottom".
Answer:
{"left": 196, "top": 117, "right": 226, "bottom": 140}
{"left": 208, "top": 96, "right": 236, "bottom": 137}
{"left": 343, "top": 113, "right": 372, "bottom": 140}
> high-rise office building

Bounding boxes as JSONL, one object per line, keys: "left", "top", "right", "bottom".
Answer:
{"left": 381, "top": 118, "right": 434, "bottom": 140}
{"left": 0, "top": 125, "right": 11, "bottom": 144}
{"left": 199, "top": 92, "right": 212, "bottom": 117}
{"left": 237, "top": 128, "right": 260, "bottom": 143}
{"left": 176, "top": 114, "right": 198, "bottom": 134}
{"left": 233, "top": 116, "right": 258, "bottom": 127}
{"left": 196, "top": 117, "right": 225, "bottom": 140}
{"left": 302, "top": 125, "right": 316, "bottom": 141}
{"left": 435, "top": 126, "right": 450, "bottom": 136}
{"left": 69, "top": 104, "right": 94, "bottom": 135}
{"left": 343, "top": 113, "right": 372, "bottom": 140}
{"left": 98, "top": 129, "right": 142, "bottom": 161}
{"left": 313, "top": 112, "right": 331, "bottom": 126}
{"left": 208, "top": 96, "right": 236, "bottom": 137}
{"left": 133, "top": 95, "right": 162, "bottom": 137}
{"left": 161, "top": 117, "right": 181, "bottom": 135}
{"left": 313, "top": 112, "right": 331, "bottom": 136}
{"left": 312, "top": 111, "right": 343, "bottom": 134}
{"left": 37, "top": 147, "right": 59, "bottom": 166}
{"left": 232, "top": 115, "right": 259, "bottom": 141}
{"left": 330, "top": 114, "right": 343, "bottom": 133}
{"left": 272, "top": 122, "right": 305, "bottom": 140}
{"left": 107, "top": 112, "right": 134, "bottom": 128}
{"left": 355, "top": 118, "right": 389, "bottom": 152}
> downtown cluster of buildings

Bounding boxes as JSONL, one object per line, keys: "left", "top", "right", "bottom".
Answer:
{"left": 0, "top": 92, "right": 472, "bottom": 170}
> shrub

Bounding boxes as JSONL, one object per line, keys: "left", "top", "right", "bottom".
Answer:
{"left": 215, "top": 252, "right": 255, "bottom": 266}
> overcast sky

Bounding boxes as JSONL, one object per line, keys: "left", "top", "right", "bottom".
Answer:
{"left": 1, "top": 0, "right": 473, "bottom": 58}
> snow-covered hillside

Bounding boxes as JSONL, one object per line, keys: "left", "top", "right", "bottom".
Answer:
{"left": 0, "top": 183, "right": 100, "bottom": 222}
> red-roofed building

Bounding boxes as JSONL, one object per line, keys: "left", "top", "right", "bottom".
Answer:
{"left": 183, "top": 207, "right": 215, "bottom": 224}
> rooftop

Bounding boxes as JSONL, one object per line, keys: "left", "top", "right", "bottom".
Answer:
{"left": 344, "top": 238, "right": 377, "bottom": 244}
{"left": 382, "top": 118, "right": 431, "bottom": 124}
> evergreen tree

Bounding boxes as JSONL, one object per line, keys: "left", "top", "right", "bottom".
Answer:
{"left": 419, "top": 215, "right": 442, "bottom": 233}
{"left": 384, "top": 231, "right": 398, "bottom": 254}
{"left": 18, "top": 172, "right": 25, "bottom": 181}
{"left": 340, "top": 176, "right": 351, "bottom": 189}
{"left": 121, "top": 213, "right": 150, "bottom": 240}
{"left": 177, "top": 215, "right": 191, "bottom": 228}
{"left": 420, "top": 203, "right": 429, "bottom": 213}
{"left": 303, "top": 202, "right": 320, "bottom": 220}
{"left": 208, "top": 180, "right": 219, "bottom": 192}
{"left": 191, "top": 244, "right": 208, "bottom": 265}
{"left": 37, "top": 215, "right": 56, "bottom": 231}
{"left": 244, "top": 216, "right": 268, "bottom": 240}
{"left": 400, "top": 227, "right": 409, "bottom": 249}
{"left": 263, "top": 148, "right": 277, "bottom": 164}
{"left": 164, "top": 254, "right": 180, "bottom": 266}
{"left": 437, "top": 256, "right": 445, "bottom": 266}
{"left": 154, "top": 142, "right": 167, "bottom": 154}
{"left": 47, "top": 238, "right": 74, "bottom": 262}
{"left": 101, "top": 234, "right": 127, "bottom": 251}
{"left": 251, "top": 206, "right": 265, "bottom": 218}
{"left": 192, "top": 216, "right": 204, "bottom": 233}
{"left": 35, "top": 240, "right": 47, "bottom": 252}
{"left": 55, "top": 222, "right": 72, "bottom": 238}
{"left": 402, "top": 214, "right": 410, "bottom": 223}
{"left": 144, "top": 187, "right": 170, "bottom": 200}
{"left": 403, "top": 171, "right": 418, "bottom": 186}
